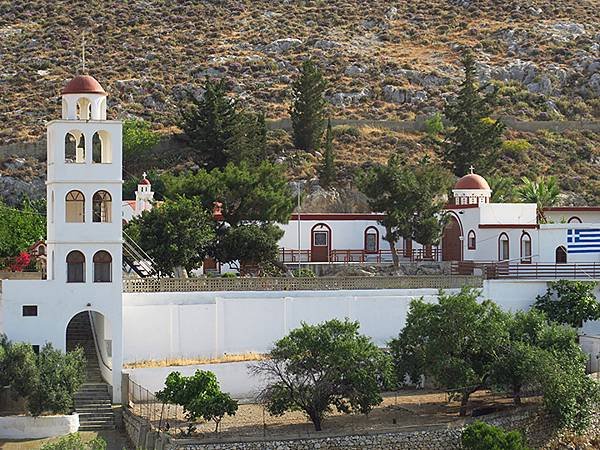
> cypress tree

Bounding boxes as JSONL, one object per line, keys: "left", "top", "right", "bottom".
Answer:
{"left": 290, "top": 59, "right": 327, "bottom": 152}
{"left": 180, "top": 78, "right": 238, "bottom": 169}
{"left": 442, "top": 49, "right": 505, "bottom": 176}
{"left": 318, "top": 119, "right": 336, "bottom": 188}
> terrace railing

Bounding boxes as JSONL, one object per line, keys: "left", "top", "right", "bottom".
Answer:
{"left": 279, "top": 248, "right": 442, "bottom": 264}
{"left": 123, "top": 275, "right": 483, "bottom": 293}
{"left": 452, "top": 261, "right": 600, "bottom": 280}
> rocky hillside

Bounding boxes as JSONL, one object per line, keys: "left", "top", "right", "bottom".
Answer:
{"left": 0, "top": 0, "right": 599, "bottom": 207}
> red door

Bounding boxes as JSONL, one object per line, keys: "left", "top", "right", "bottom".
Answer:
{"left": 311, "top": 224, "right": 331, "bottom": 262}
{"left": 442, "top": 216, "right": 462, "bottom": 261}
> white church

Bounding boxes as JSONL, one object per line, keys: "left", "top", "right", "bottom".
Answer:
{"left": 1, "top": 75, "right": 600, "bottom": 430}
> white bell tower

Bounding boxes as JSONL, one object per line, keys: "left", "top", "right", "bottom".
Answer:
{"left": 45, "top": 74, "right": 123, "bottom": 402}
{"left": 135, "top": 172, "right": 154, "bottom": 215}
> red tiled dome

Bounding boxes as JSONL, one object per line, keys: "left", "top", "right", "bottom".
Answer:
{"left": 139, "top": 178, "right": 151, "bottom": 185}
{"left": 62, "top": 75, "right": 106, "bottom": 95}
{"left": 454, "top": 173, "right": 490, "bottom": 190}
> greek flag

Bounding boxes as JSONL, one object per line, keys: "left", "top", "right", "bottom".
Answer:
{"left": 567, "top": 229, "right": 600, "bottom": 254}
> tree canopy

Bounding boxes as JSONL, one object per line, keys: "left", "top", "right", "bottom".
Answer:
{"left": 441, "top": 49, "right": 505, "bottom": 176}
{"left": 126, "top": 197, "right": 215, "bottom": 275}
{"left": 516, "top": 176, "right": 560, "bottom": 223}
{"left": 122, "top": 119, "right": 160, "bottom": 163}
{"left": 290, "top": 59, "right": 327, "bottom": 152}
{"left": 357, "top": 155, "right": 453, "bottom": 267}
{"left": 252, "top": 319, "right": 392, "bottom": 431}
{"left": 534, "top": 280, "right": 600, "bottom": 329}
{"left": 0, "top": 199, "right": 46, "bottom": 258}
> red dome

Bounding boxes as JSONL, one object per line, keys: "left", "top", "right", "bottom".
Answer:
{"left": 454, "top": 173, "right": 490, "bottom": 190}
{"left": 139, "top": 178, "right": 151, "bottom": 185}
{"left": 62, "top": 75, "right": 106, "bottom": 95}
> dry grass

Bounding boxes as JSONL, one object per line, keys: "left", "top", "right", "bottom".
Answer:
{"left": 123, "top": 352, "right": 265, "bottom": 369}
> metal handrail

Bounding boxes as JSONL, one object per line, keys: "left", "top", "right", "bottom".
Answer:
{"left": 122, "top": 231, "right": 158, "bottom": 277}
{"left": 87, "top": 311, "right": 112, "bottom": 373}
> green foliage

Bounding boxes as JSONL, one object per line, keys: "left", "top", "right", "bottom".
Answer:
{"left": 156, "top": 370, "right": 238, "bottom": 433}
{"left": 501, "top": 139, "right": 532, "bottom": 161}
{"left": 441, "top": 49, "right": 505, "bottom": 176}
{"left": 128, "top": 197, "right": 216, "bottom": 275}
{"left": 424, "top": 112, "right": 444, "bottom": 137}
{"left": 252, "top": 319, "right": 392, "bottom": 431}
{"left": 462, "top": 421, "right": 530, "bottom": 450}
{"left": 214, "top": 224, "right": 282, "bottom": 268}
{"left": 40, "top": 433, "right": 107, "bottom": 450}
{"left": 0, "top": 199, "right": 46, "bottom": 258}
{"left": 516, "top": 176, "right": 560, "bottom": 223}
{"left": 534, "top": 280, "right": 600, "bottom": 328}
{"left": 28, "top": 344, "right": 86, "bottom": 416}
{"left": 389, "top": 288, "right": 508, "bottom": 416}
{"left": 122, "top": 119, "right": 160, "bottom": 162}
{"left": 290, "top": 59, "right": 327, "bottom": 152}
{"left": 0, "top": 335, "right": 38, "bottom": 398}
{"left": 357, "top": 155, "right": 453, "bottom": 267}
{"left": 180, "top": 78, "right": 267, "bottom": 169}
{"left": 165, "top": 161, "right": 294, "bottom": 227}
{"left": 488, "top": 175, "right": 517, "bottom": 203}
{"left": 292, "top": 268, "right": 316, "bottom": 278}
{"left": 122, "top": 170, "right": 166, "bottom": 201}
{"left": 318, "top": 119, "right": 336, "bottom": 188}
{"left": 221, "top": 272, "right": 237, "bottom": 278}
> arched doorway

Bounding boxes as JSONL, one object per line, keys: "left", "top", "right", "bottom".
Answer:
{"left": 311, "top": 223, "right": 331, "bottom": 262}
{"left": 555, "top": 246, "right": 567, "bottom": 264}
{"left": 442, "top": 215, "right": 462, "bottom": 261}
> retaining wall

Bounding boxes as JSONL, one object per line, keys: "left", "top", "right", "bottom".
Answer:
{"left": 0, "top": 414, "right": 79, "bottom": 439}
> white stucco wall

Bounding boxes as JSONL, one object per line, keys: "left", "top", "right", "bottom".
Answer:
{"left": 0, "top": 414, "right": 79, "bottom": 439}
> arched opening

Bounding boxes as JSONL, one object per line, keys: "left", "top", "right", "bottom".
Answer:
{"left": 93, "top": 251, "right": 112, "bottom": 282}
{"left": 92, "top": 190, "right": 112, "bottom": 223}
{"left": 66, "top": 311, "right": 112, "bottom": 384}
{"left": 555, "top": 246, "right": 567, "bottom": 264}
{"left": 310, "top": 223, "right": 331, "bottom": 262}
{"left": 568, "top": 216, "right": 582, "bottom": 223}
{"left": 498, "top": 233, "right": 510, "bottom": 261}
{"left": 98, "top": 98, "right": 107, "bottom": 120}
{"left": 92, "top": 131, "right": 111, "bottom": 163}
{"left": 442, "top": 214, "right": 462, "bottom": 261}
{"left": 76, "top": 98, "right": 92, "bottom": 120}
{"left": 66, "top": 250, "right": 85, "bottom": 283}
{"left": 364, "top": 226, "right": 379, "bottom": 253}
{"left": 65, "top": 131, "right": 85, "bottom": 163}
{"left": 467, "top": 230, "right": 476, "bottom": 250}
{"left": 520, "top": 232, "right": 532, "bottom": 264}
{"left": 65, "top": 190, "right": 85, "bottom": 223}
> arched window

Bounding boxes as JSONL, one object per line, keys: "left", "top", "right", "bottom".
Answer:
{"left": 92, "top": 131, "right": 111, "bottom": 163}
{"left": 520, "top": 232, "right": 532, "bottom": 264}
{"left": 498, "top": 233, "right": 510, "bottom": 261}
{"left": 556, "top": 246, "right": 567, "bottom": 264}
{"left": 76, "top": 98, "right": 92, "bottom": 120}
{"left": 364, "top": 227, "right": 379, "bottom": 253}
{"left": 65, "top": 190, "right": 85, "bottom": 223}
{"left": 93, "top": 251, "right": 112, "bottom": 282}
{"left": 65, "top": 131, "right": 85, "bottom": 163}
{"left": 92, "top": 190, "right": 112, "bottom": 223}
{"left": 568, "top": 216, "right": 582, "bottom": 223}
{"left": 467, "top": 230, "right": 476, "bottom": 250}
{"left": 66, "top": 250, "right": 85, "bottom": 283}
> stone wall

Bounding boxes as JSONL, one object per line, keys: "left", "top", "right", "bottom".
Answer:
{"left": 123, "top": 407, "right": 559, "bottom": 450}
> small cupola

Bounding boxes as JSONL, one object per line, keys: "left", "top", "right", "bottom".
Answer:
{"left": 452, "top": 167, "right": 492, "bottom": 206}
{"left": 61, "top": 75, "right": 107, "bottom": 121}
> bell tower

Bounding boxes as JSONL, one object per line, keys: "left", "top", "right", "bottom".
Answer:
{"left": 45, "top": 75, "right": 123, "bottom": 402}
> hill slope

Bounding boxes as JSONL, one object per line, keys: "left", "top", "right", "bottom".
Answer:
{"left": 0, "top": 0, "right": 598, "bottom": 206}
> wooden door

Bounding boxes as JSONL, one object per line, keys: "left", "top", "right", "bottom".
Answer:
{"left": 442, "top": 216, "right": 462, "bottom": 261}
{"left": 311, "top": 224, "right": 331, "bottom": 262}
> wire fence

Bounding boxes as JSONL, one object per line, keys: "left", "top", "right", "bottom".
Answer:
{"left": 128, "top": 377, "right": 185, "bottom": 432}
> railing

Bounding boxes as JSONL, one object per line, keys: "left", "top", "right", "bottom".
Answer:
{"left": 279, "top": 248, "right": 442, "bottom": 264}
{"left": 127, "top": 377, "right": 183, "bottom": 431}
{"left": 123, "top": 275, "right": 483, "bottom": 293}
{"left": 452, "top": 261, "right": 600, "bottom": 280}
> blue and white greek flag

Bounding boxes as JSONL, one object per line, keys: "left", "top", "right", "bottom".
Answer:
{"left": 567, "top": 229, "right": 600, "bottom": 254}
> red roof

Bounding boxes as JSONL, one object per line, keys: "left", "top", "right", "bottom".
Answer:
{"left": 62, "top": 75, "right": 106, "bottom": 95}
{"left": 454, "top": 173, "right": 490, "bottom": 190}
{"left": 139, "top": 178, "right": 151, "bottom": 185}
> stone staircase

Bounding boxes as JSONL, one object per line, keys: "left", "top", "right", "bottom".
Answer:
{"left": 67, "top": 312, "right": 116, "bottom": 431}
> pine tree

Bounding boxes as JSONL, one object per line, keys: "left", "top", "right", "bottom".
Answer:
{"left": 318, "top": 119, "right": 336, "bottom": 188}
{"left": 442, "top": 49, "right": 505, "bottom": 176}
{"left": 180, "top": 78, "right": 238, "bottom": 169}
{"left": 229, "top": 111, "right": 268, "bottom": 166}
{"left": 290, "top": 60, "right": 327, "bottom": 152}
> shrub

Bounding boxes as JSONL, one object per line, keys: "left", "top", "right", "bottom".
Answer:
{"left": 156, "top": 370, "right": 238, "bottom": 433}
{"left": 501, "top": 139, "right": 532, "bottom": 161}
{"left": 534, "top": 280, "right": 600, "bottom": 329}
{"left": 40, "top": 433, "right": 106, "bottom": 450}
{"left": 462, "top": 421, "right": 530, "bottom": 450}
{"left": 221, "top": 272, "right": 237, "bottom": 278}
{"left": 123, "top": 119, "right": 160, "bottom": 162}
{"left": 424, "top": 112, "right": 444, "bottom": 137}
{"left": 292, "top": 268, "right": 315, "bottom": 278}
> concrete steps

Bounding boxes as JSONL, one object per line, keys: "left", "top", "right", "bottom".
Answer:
{"left": 68, "top": 313, "right": 116, "bottom": 431}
